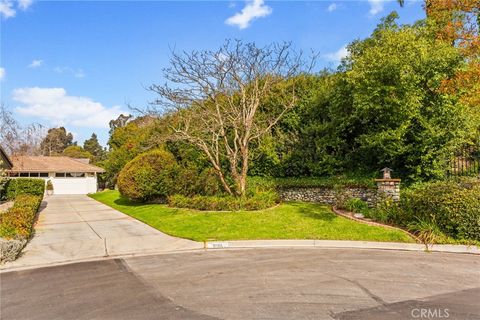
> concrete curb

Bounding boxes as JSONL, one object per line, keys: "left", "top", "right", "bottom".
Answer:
{"left": 205, "top": 239, "right": 480, "bottom": 255}
{"left": 2, "top": 240, "right": 478, "bottom": 273}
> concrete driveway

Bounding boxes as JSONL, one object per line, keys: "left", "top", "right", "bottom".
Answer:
{"left": 2, "top": 195, "right": 202, "bottom": 270}
{"left": 1, "top": 248, "right": 479, "bottom": 320}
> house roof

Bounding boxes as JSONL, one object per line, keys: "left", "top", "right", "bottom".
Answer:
{"left": 0, "top": 145, "right": 13, "bottom": 169}
{"left": 9, "top": 156, "right": 105, "bottom": 173}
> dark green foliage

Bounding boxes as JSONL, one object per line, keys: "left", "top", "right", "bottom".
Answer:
{"left": 117, "top": 149, "right": 179, "bottom": 201}
{"left": 167, "top": 191, "right": 278, "bottom": 211}
{"left": 0, "top": 194, "right": 43, "bottom": 240}
{"left": 83, "top": 133, "right": 105, "bottom": 162}
{"left": 400, "top": 179, "right": 480, "bottom": 241}
{"left": 5, "top": 178, "right": 45, "bottom": 200}
{"left": 250, "top": 16, "right": 475, "bottom": 183}
{"left": 373, "top": 178, "right": 480, "bottom": 242}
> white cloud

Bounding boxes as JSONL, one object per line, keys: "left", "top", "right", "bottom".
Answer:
{"left": 225, "top": 0, "right": 272, "bottom": 30}
{"left": 0, "top": 67, "right": 5, "bottom": 80}
{"left": 28, "top": 59, "right": 43, "bottom": 68}
{"left": 54, "top": 66, "right": 85, "bottom": 78}
{"left": 0, "top": 0, "right": 16, "bottom": 18}
{"left": 368, "top": 0, "right": 384, "bottom": 15}
{"left": 0, "top": 0, "right": 33, "bottom": 19}
{"left": 17, "top": 0, "right": 32, "bottom": 10}
{"left": 13, "top": 87, "right": 126, "bottom": 128}
{"left": 324, "top": 45, "right": 349, "bottom": 63}
{"left": 327, "top": 3, "right": 337, "bottom": 12}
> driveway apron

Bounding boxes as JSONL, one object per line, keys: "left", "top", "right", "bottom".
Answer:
{"left": 2, "top": 195, "right": 202, "bottom": 270}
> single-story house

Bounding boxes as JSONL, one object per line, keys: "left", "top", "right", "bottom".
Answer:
{"left": 0, "top": 147, "right": 105, "bottom": 194}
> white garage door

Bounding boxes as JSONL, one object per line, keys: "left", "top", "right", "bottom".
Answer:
{"left": 51, "top": 177, "right": 97, "bottom": 195}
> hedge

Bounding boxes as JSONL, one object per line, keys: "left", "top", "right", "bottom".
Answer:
{"left": 272, "top": 175, "right": 376, "bottom": 190}
{"left": 0, "top": 194, "right": 43, "bottom": 240}
{"left": 168, "top": 191, "right": 279, "bottom": 211}
{"left": 5, "top": 178, "right": 46, "bottom": 200}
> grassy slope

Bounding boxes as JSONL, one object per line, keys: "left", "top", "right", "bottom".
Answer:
{"left": 90, "top": 190, "right": 414, "bottom": 243}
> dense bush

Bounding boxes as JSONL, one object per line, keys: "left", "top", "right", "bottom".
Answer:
{"left": 118, "top": 149, "right": 223, "bottom": 201}
{"left": 400, "top": 180, "right": 480, "bottom": 241}
{"left": 168, "top": 191, "right": 278, "bottom": 211}
{"left": 373, "top": 179, "right": 480, "bottom": 242}
{"left": 117, "top": 149, "right": 180, "bottom": 201}
{"left": 5, "top": 178, "right": 45, "bottom": 200}
{"left": 0, "top": 194, "right": 43, "bottom": 239}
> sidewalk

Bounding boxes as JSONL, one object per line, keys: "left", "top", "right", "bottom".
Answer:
{"left": 1, "top": 195, "right": 203, "bottom": 271}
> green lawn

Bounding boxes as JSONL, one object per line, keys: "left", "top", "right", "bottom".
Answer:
{"left": 90, "top": 190, "right": 415, "bottom": 243}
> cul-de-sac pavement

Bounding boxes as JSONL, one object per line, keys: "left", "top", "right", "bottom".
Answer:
{"left": 1, "top": 196, "right": 479, "bottom": 320}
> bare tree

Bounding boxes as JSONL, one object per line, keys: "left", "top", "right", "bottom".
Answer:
{"left": 149, "top": 40, "right": 314, "bottom": 196}
{"left": 0, "top": 104, "right": 46, "bottom": 156}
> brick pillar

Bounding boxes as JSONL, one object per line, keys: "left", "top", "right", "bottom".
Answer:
{"left": 375, "top": 179, "right": 401, "bottom": 202}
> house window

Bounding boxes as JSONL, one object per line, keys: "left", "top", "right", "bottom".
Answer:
{"left": 39, "top": 172, "right": 49, "bottom": 177}
{"left": 71, "top": 173, "right": 85, "bottom": 178}
{"left": 29, "top": 172, "right": 40, "bottom": 177}
{"left": 19, "top": 172, "right": 29, "bottom": 177}
{"left": 55, "top": 172, "right": 66, "bottom": 178}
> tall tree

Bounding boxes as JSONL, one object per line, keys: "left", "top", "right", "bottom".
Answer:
{"left": 62, "top": 145, "right": 94, "bottom": 160}
{"left": 109, "top": 114, "right": 133, "bottom": 136}
{"left": 83, "top": 133, "right": 105, "bottom": 162}
{"left": 398, "top": 0, "right": 480, "bottom": 108}
{"left": 40, "top": 127, "right": 74, "bottom": 156}
{"left": 149, "top": 40, "right": 313, "bottom": 196}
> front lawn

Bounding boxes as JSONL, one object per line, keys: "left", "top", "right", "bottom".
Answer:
{"left": 90, "top": 190, "right": 414, "bottom": 243}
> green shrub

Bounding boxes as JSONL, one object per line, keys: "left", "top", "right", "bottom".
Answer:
{"left": 366, "top": 196, "right": 405, "bottom": 224}
{"left": 117, "top": 149, "right": 180, "bottom": 201}
{"left": 5, "top": 178, "right": 45, "bottom": 200}
{"left": 168, "top": 191, "right": 278, "bottom": 211}
{"left": 399, "top": 180, "right": 480, "bottom": 241}
{"left": 407, "top": 217, "right": 448, "bottom": 245}
{"left": 178, "top": 167, "right": 222, "bottom": 197}
{"left": 343, "top": 198, "right": 370, "bottom": 215}
{"left": 377, "top": 179, "right": 480, "bottom": 242}
{"left": 0, "top": 194, "right": 43, "bottom": 240}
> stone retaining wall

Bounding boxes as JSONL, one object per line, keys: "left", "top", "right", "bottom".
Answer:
{"left": 278, "top": 187, "right": 379, "bottom": 207}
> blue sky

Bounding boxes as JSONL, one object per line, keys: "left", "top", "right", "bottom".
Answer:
{"left": 0, "top": 0, "right": 425, "bottom": 146}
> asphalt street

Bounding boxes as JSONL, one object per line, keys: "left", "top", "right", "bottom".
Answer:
{"left": 1, "top": 248, "right": 479, "bottom": 320}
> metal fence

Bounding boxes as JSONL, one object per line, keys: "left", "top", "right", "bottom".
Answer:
{"left": 448, "top": 145, "right": 480, "bottom": 177}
